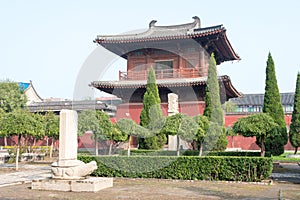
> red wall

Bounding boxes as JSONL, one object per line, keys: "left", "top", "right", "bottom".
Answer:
{"left": 225, "top": 114, "right": 294, "bottom": 150}
{"left": 1, "top": 105, "right": 294, "bottom": 151}
{"left": 115, "top": 102, "right": 295, "bottom": 151}
{"left": 116, "top": 101, "right": 205, "bottom": 123}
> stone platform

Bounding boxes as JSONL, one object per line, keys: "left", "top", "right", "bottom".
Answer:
{"left": 32, "top": 177, "right": 113, "bottom": 192}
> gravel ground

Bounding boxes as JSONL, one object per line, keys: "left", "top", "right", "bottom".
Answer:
{"left": 0, "top": 178, "right": 300, "bottom": 200}
{"left": 0, "top": 162, "right": 299, "bottom": 200}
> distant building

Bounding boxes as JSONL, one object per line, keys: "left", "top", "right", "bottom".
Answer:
{"left": 229, "top": 92, "right": 294, "bottom": 114}
{"left": 225, "top": 92, "right": 294, "bottom": 151}
{"left": 18, "top": 81, "right": 43, "bottom": 105}
{"left": 18, "top": 81, "right": 116, "bottom": 117}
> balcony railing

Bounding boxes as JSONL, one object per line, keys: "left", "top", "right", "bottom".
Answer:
{"left": 119, "top": 68, "right": 203, "bottom": 80}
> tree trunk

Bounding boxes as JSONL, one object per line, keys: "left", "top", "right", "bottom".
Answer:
{"left": 4, "top": 136, "right": 7, "bottom": 146}
{"left": 109, "top": 142, "right": 113, "bottom": 156}
{"left": 231, "top": 136, "right": 234, "bottom": 148}
{"left": 16, "top": 146, "right": 19, "bottom": 171}
{"left": 176, "top": 135, "right": 180, "bottom": 157}
{"left": 294, "top": 147, "right": 298, "bottom": 155}
{"left": 33, "top": 138, "right": 37, "bottom": 146}
{"left": 18, "top": 134, "right": 21, "bottom": 146}
{"left": 261, "top": 137, "right": 265, "bottom": 157}
{"left": 50, "top": 139, "right": 53, "bottom": 158}
{"left": 127, "top": 136, "right": 131, "bottom": 157}
{"left": 16, "top": 134, "right": 21, "bottom": 171}
{"left": 95, "top": 133, "right": 99, "bottom": 156}
{"left": 199, "top": 140, "right": 203, "bottom": 157}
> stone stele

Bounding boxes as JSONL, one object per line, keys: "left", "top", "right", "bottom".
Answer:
{"left": 167, "top": 93, "right": 190, "bottom": 151}
{"left": 32, "top": 109, "right": 113, "bottom": 192}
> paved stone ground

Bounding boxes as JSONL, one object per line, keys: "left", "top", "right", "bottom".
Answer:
{"left": 271, "top": 163, "right": 300, "bottom": 184}
{"left": 0, "top": 162, "right": 299, "bottom": 199}
{"left": 0, "top": 164, "right": 51, "bottom": 187}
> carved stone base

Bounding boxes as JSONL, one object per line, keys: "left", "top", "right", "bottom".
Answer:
{"left": 51, "top": 160, "right": 97, "bottom": 180}
{"left": 32, "top": 177, "right": 113, "bottom": 192}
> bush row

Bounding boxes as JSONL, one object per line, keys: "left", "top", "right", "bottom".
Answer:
{"left": 117, "top": 149, "right": 178, "bottom": 156}
{"left": 78, "top": 155, "right": 273, "bottom": 182}
{"left": 182, "top": 150, "right": 264, "bottom": 157}
{"left": 117, "top": 149, "right": 263, "bottom": 157}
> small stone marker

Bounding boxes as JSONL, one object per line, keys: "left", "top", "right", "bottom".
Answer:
{"left": 32, "top": 109, "right": 113, "bottom": 192}
{"left": 168, "top": 93, "right": 178, "bottom": 151}
{"left": 167, "top": 93, "right": 190, "bottom": 151}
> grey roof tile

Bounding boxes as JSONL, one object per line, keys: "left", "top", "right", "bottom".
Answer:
{"left": 95, "top": 17, "right": 223, "bottom": 43}
{"left": 230, "top": 93, "right": 294, "bottom": 106}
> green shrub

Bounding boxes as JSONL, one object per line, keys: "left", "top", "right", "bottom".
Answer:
{"left": 182, "top": 150, "right": 265, "bottom": 157}
{"left": 117, "top": 149, "right": 178, "bottom": 156}
{"left": 78, "top": 155, "right": 273, "bottom": 182}
{"left": 118, "top": 150, "right": 268, "bottom": 157}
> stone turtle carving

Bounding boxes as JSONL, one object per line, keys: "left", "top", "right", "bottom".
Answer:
{"left": 51, "top": 160, "right": 97, "bottom": 180}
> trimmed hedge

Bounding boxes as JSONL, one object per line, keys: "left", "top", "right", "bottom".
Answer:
{"left": 78, "top": 155, "right": 273, "bottom": 182}
{"left": 182, "top": 150, "right": 264, "bottom": 157}
{"left": 118, "top": 150, "right": 265, "bottom": 157}
{"left": 117, "top": 149, "right": 178, "bottom": 156}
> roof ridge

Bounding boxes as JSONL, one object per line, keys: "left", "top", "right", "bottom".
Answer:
{"left": 150, "top": 16, "right": 200, "bottom": 29}
{"left": 96, "top": 16, "right": 202, "bottom": 41}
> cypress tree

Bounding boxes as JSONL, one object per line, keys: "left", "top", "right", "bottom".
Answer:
{"left": 290, "top": 72, "right": 300, "bottom": 154}
{"left": 204, "top": 54, "right": 223, "bottom": 125}
{"left": 262, "top": 52, "right": 287, "bottom": 156}
{"left": 139, "top": 67, "right": 166, "bottom": 149}
{"left": 203, "top": 53, "right": 227, "bottom": 151}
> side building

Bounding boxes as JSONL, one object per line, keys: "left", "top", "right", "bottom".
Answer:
{"left": 18, "top": 81, "right": 116, "bottom": 117}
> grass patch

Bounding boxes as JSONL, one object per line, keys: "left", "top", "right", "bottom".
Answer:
{"left": 272, "top": 152, "right": 300, "bottom": 163}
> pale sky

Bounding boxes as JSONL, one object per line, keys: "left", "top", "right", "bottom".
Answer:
{"left": 1, "top": 0, "right": 299, "bottom": 100}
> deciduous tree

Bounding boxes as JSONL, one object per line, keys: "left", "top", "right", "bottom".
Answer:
{"left": 96, "top": 111, "right": 127, "bottom": 155}
{"left": 0, "top": 80, "right": 27, "bottom": 146}
{"left": 41, "top": 112, "right": 59, "bottom": 157}
{"left": 0, "top": 80, "right": 27, "bottom": 113}
{"left": 193, "top": 115, "right": 210, "bottom": 156}
{"left": 233, "top": 113, "right": 278, "bottom": 157}
{"left": 116, "top": 118, "right": 150, "bottom": 156}
{"left": 0, "top": 109, "right": 39, "bottom": 169}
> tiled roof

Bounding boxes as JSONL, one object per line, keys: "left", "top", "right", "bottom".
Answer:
{"left": 230, "top": 93, "right": 295, "bottom": 106}
{"left": 27, "top": 100, "right": 116, "bottom": 115}
{"left": 18, "top": 82, "right": 30, "bottom": 91}
{"left": 94, "top": 16, "right": 240, "bottom": 64}
{"left": 95, "top": 17, "right": 225, "bottom": 43}
{"left": 91, "top": 77, "right": 207, "bottom": 89}
{"left": 91, "top": 75, "right": 241, "bottom": 100}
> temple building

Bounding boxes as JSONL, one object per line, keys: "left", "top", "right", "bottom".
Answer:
{"left": 18, "top": 81, "right": 43, "bottom": 105}
{"left": 18, "top": 81, "right": 115, "bottom": 116}
{"left": 91, "top": 16, "right": 241, "bottom": 122}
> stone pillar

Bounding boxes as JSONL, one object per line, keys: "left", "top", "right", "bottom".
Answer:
{"left": 58, "top": 110, "right": 78, "bottom": 165}
{"left": 32, "top": 109, "right": 113, "bottom": 192}
{"left": 168, "top": 93, "right": 179, "bottom": 151}
{"left": 168, "top": 93, "right": 179, "bottom": 116}
{"left": 51, "top": 109, "right": 97, "bottom": 179}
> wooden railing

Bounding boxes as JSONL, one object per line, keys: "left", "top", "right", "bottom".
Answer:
{"left": 119, "top": 68, "right": 203, "bottom": 80}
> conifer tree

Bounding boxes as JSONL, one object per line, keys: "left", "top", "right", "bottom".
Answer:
{"left": 262, "top": 52, "right": 287, "bottom": 156}
{"left": 139, "top": 67, "right": 166, "bottom": 149}
{"left": 203, "top": 54, "right": 223, "bottom": 125}
{"left": 289, "top": 72, "right": 300, "bottom": 154}
{"left": 203, "top": 53, "right": 227, "bottom": 151}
